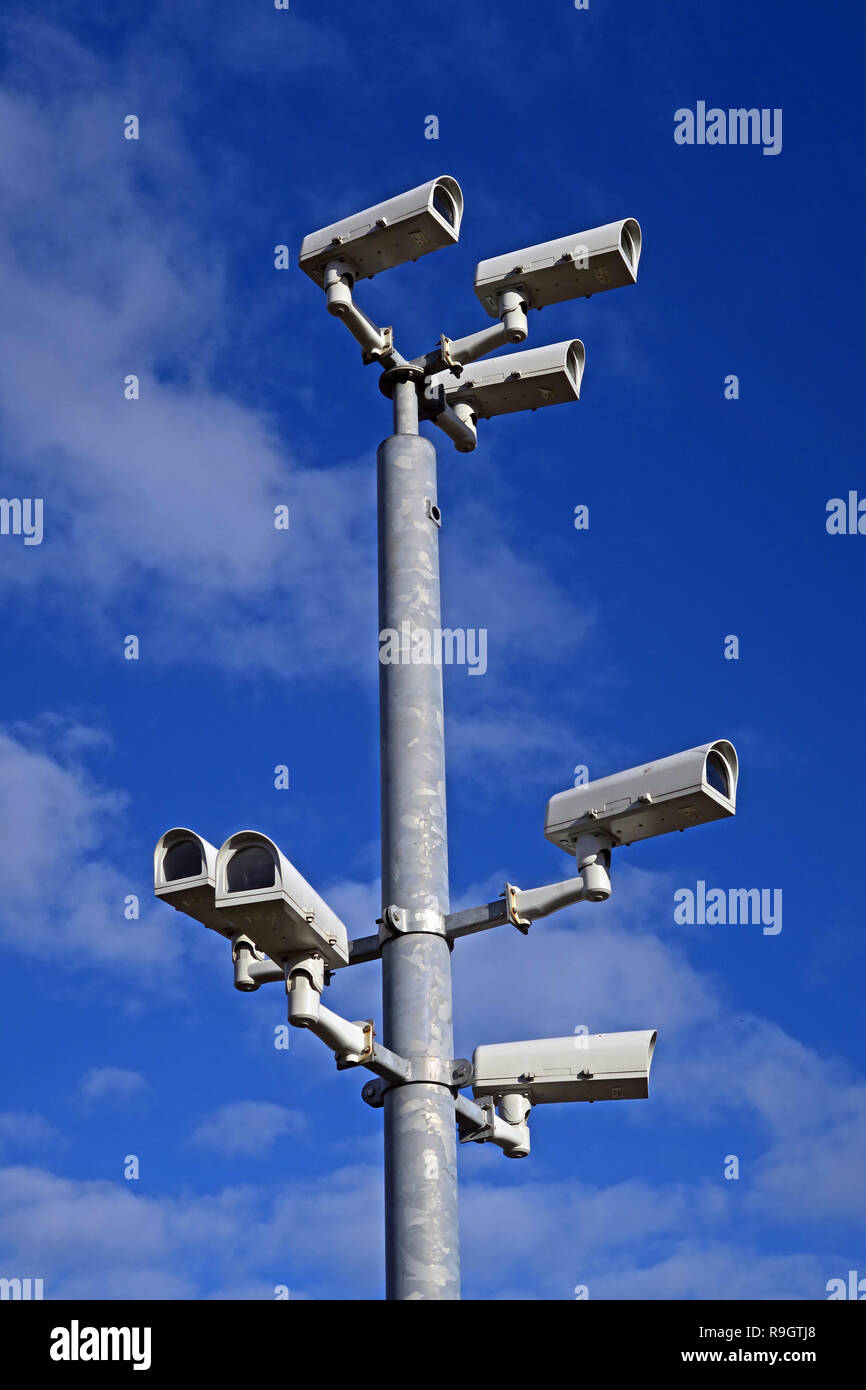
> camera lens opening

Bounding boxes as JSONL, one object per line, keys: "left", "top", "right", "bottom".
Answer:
{"left": 620, "top": 219, "right": 641, "bottom": 273}
{"left": 704, "top": 750, "right": 731, "bottom": 799}
{"left": 566, "top": 341, "right": 585, "bottom": 392}
{"left": 163, "top": 839, "right": 203, "bottom": 882}
{"left": 432, "top": 186, "right": 457, "bottom": 228}
{"left": 227, "top": 845, "right": 277, "bottom": 892}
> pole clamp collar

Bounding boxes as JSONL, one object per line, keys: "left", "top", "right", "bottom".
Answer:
{"left": 360, "top": 1057, "right": 474, "bottom": 1108}
{"left": 378, "top": 903, "right": 447, "bottom": 943}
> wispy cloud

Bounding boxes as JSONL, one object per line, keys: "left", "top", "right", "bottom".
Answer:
{"left": 0, "top": 1112, "right": 59, "bottom": 1157}
{"left": 0, "top": 1160, "right": 382, "bottom": 1298}
{"left": 189, "top": 1102, "right": 305, "bottom": 1158}
{"left": 76, "top": 1067, "right": 148, "bottom": 1107}
{"left": 0, "top": 16, "right": 594, "bottom": 700}
{"left": 0, "top": 724, "right": 196, "bottom": 979}
{"left": 0, "top": 1155, "right": 843, "bottom": 1301}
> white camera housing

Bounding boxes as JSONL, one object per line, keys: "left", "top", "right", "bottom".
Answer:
{"left": 154, "top": 828, "right": 232, "bottom": 938}
{"left": 474, "top": 219, "right": 641, "bottom": 316}
{"left": 545, "top": 740, "right": 738, "bottom": 852}
{"left": 214, "top": 832, "right": 349, "bottom": 968}
{"left": 299, "top": 176, "right": 464, "bottom": 286}
{"left": 427, "top": 339, "right": 585, "bottom": 419}
{"left": 473, "top": 1030, "right": 657, "bottom": 1105}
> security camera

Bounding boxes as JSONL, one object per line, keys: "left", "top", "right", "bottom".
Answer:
{"left": 427, "top": 339, "right": 585, "bottom": 419}
{"left": 214, "top": 832, "right": 349, "bottom": 969}
{"left": 153, "top": 828, "right": 234, "bottom": 938}
{"left": 299, "top": 176, "right": 464, "bottom": 286}
{"left": 474, "top": 219, "right": 641, "bottom": 316}
{"left": 545, "top": 740, "right": 738, "bottom": 853}
{"left": 473, "top": 1030, "right": 657, "bottom": 1105}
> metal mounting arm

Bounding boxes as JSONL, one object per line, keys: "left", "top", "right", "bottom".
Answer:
{"left": 324, "top": 864, "right": 614, "bottom": 971}
{"left": 284, "top": 954, "right": 410, "bottom": 1083}
{"left": 443, "top": 868, "right": 611, "bottom": 943}
{"left": 323, "top": 259, "right": 405, "bottom": 368}
{"left": 282, "top": 955, "right": 530, "bottom": 1158}
{"left": 410, "top": 289, "right": 529, "bottom": 376}
{"left": 422, "top": 385, "right": 478, "bottom": 453}
{"left": 455, "top": 1092, "right": 531, "bottom": 1159}
{"left": 321, "top": 270, "right": 525, "bottom": 455}
{"left": 231, "top": 934, "right": 283, "bottom": 991}
{"left": 287, "top": 959, "right": 373, "bottom": 1063}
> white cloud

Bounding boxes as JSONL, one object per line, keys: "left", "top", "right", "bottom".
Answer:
{"left": 2, "top": 713, "right": 861, "bottom": 1245}
{"left": 189, "top": 1102, "right": 305, "bottom": 1157}
{"left": 449, "top": 867, "right": 866, "bottom": 1234}
{"left": 77, "top": 1068, "right": 148, "bottom": 1107}
{"left": 0, "top": 1157, "right": 840, "bottom": 1301}
{"left": 445, "top": 703, "right": 586, "bottom": 793}
{"left": 459, "top": 1174, "right": 834, "bottom": 1300}
{"left": 0, "top": 27, "right": 371, "bottom": 677}
{"left": 453, "top": 867, "right": 720, "bottom": 1049}
{"left": 0, "top": 16, "right": 859, "bottom": 1299}
{"left": 0, "top": 1161, "right": 382, "bottom": 1299}
{"left": 0, "top": 724, "right": 201, "bottom": 980}
{"left": 0, "top": 1112, "right": 58, "bottom": 1157}
{"left": 578, "top": 1244, "right": 829, "bottom": 1302}
{"left": 0, "top": 25, "right": 588, "bottom": 695}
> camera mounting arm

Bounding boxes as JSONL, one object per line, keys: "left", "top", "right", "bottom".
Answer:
{"left": 410, "top": 289, "right": 529, "bottom": 377}
{"left": 455, "top": 1092, "right": 531, "bottom": 1159}
{"left": 444, "top": 865, "right": 611, "bottom": 944}
{"left": 286, "top": 953, "right": 377, "bottom": 1064}
{"left": 225, "top": 861, "right": 614, "bottom": 985}
{"left": 319, "top": 265, "right": 535, "bottom": 456}
{"left": 421, "top": 387, "right": 478, "bottom": 453}
{"left": 322, "top": 259, "right": 405, "bottom": 370}
{"left": 231, "top": 933, "right": 283, "bottom": 991}
{"left": 283, "top": 955, "right": 531, "bottom": 1158}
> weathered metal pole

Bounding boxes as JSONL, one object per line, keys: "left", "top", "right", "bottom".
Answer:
{"left": 377, "top": 375, "right": 460, "bottom": 1299}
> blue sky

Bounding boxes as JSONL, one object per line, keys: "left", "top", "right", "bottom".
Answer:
{"left": 0, "top": 0, "right": 864, "bottom": 1300}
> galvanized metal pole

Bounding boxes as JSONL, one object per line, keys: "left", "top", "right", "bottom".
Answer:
{"left": 377, "top": 376, "right": 460, "bottom": 1299}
